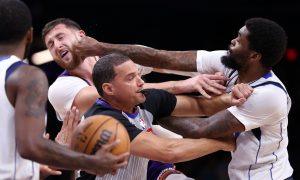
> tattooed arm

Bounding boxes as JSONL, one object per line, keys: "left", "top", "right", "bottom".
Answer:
{"left": 72, "top": 36, "right": 198, "bottom": 72}
{"left": 158, "top": 110, "right": 245, "bottom": 139}
{"left": 6, "top": 65, "right": 128, "bottom": 175}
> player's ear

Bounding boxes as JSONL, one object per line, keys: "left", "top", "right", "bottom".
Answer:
{"left": 102, "top": 83, "right": 113, "bottom": 95}
{"left": 78, "top": 30, "right": 86, "bottom": 37}
{"left": 26, "top": 27, "right": 33, "bottom": 44}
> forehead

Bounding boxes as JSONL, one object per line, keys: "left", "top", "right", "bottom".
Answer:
{"left": 114, "top": 60, "right": 137, "bottom": 75}
{"left": 239, "top": 26, "right": 250, "bottom": 38}
{"left": 44, "top": 24, "right": 72, "bottom": 41}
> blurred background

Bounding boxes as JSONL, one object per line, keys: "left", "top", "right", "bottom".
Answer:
{"left": 23, "top": 0, "right": 299, "bottom": 179}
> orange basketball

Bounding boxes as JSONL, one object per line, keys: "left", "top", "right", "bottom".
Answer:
{"left": 70, "top": 115, "right": 130, "bottom": 155}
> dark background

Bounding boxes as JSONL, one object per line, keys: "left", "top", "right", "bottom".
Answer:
{"left": 23, "top": 0, "right": 299, "bottom": 179}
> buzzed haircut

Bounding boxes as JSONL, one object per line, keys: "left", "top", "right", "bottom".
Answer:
{"left": 245, "top": 18, "right": 287, "bottom": 68}
{"left": 92, "top": 53, "right": 131, "bottom": 96}
{"left": 0, "top": 0, "right": 32, "bottom": 44}
{"left": 42, "top": 18, "right": 81, "bottom": 42}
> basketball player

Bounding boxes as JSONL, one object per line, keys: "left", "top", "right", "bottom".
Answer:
{"left": 79, "top": 53, "right": 252, "bottom": 180}
{"left": 0, "top": 0, "right": 128, "bottom": 179}
{"left": 42, "top": 18, "right": 229, "bottom": 121}
{"left": 42, "top": 18, "right": 231, "bottom": 180}
{"left": 72, "top": 18, "right": 294, "bottom": 179}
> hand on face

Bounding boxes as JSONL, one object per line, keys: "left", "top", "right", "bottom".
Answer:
{"left": 72, "top": 36, "right": 105, "bottom": 59}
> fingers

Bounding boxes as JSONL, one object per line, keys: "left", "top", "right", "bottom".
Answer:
{"left": 199, "top": 79, "right": 225, "bottom": 96}
{"left": 68, "top": 106, "right": 80, "bottom": 131}
{"left": 101, "top": 139, "right": 121, "bottom": 152}
{"left": 40, "top": 165, "right": 62, "bottom": 177}
{"left": 55, "top": 107, "right": 80, "bottom": 146}
{"left": 192, "top": 74, "right": 228, "bottom": 97}
{"left": 62, "top": 110, "right": 71, "bottom": 129}
{"left": 113, "top": 161, "right": 128, "bottom": 171}
{"left": 195, "top": 86, "right": 211, "bottom": 99}
{"left": 232, "top": 83, "right": 253, "bottom": 99}
{"left": 232, "top": 97, "right": 246, "bottom": 106}
{"left": 115, "top": 151, "right": 130, "bottom": 162}
{"left": 206, "top": 74, "right": 229, "bottom": 81}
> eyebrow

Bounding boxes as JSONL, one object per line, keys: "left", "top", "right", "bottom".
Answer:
{"left": 47, "top": 33, "right": 64, "bottom": 46}
{"left": 125, "top": 72, "right": 135, "bottom": 78}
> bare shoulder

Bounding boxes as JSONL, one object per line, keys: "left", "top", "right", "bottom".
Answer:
{"left": 6, "top": 64, "right": 48, "bottom": 107}
{"left": 8, "top": 64, "right": 48, "bottom": 87}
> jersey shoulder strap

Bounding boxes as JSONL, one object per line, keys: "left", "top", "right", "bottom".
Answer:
{"left": 251, "top": 81, "right": 287, "bottom": 94}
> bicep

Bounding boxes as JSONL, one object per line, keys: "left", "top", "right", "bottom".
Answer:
{"left": 72, "top": 86, "right": 100, "bottom": 115}
{"left": 12, "top": 66, "right": 48, "bottom": 145}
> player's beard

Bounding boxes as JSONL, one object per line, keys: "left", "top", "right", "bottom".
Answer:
{"left": 66, "top": 55, "right": 81, "bottom": 70}
{"left": 221, "top": 50, "right": 247, "bottom": 70}
{"left": 56, "top": 52, "right": 82, "bottom": 70}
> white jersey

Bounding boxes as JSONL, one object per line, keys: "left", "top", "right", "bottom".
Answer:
{"left": 49, "top": 64, "right": 154, "bottom": 121}
{"left": 0, "top": 56, "right": 39, "bottom": 180}
{"left": 196, "top": 50, "right": 293, "bottom": 180}
{"left": 48, "top": 73, "right": 89, "bottom": 121}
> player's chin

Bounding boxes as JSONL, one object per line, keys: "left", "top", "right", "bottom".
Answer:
{"left": 137, "top": 94, "right": 146, "bottom": 103}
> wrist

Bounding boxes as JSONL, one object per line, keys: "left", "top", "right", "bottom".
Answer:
{"left": 222, "top": 93, "right": 232, "bottom": 106}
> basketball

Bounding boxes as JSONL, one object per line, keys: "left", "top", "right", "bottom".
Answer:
{"left": 70, "top": 115, "right": 130, "bottom": 155}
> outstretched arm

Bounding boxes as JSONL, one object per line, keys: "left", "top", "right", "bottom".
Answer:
{"left": 158, "top": 110, "right": 245, "bottom": 139}
{"left": 7, "top": 65, "right": 128, "bottom": 176}
{"left": 171, "top": 83, "right": 253, "bottom": 117}
{"left": 130, "top": 131, "right": 234, "bottom": 163}
{"left": 72, "top": 36, "right": 198, "bottom": 71}
{"left": 157, "top": 83, "right": 252, "bottom": 138}
{"left": 144, "top": 73, "right": 228, "bottom": 98}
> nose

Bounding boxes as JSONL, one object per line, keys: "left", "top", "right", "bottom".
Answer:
{"left": 137, "top": 75, "right": 144, "bottom": 87}
{"left": 54, "top": 39, "right": 63, "bottom": 49}
{"left": 231, "top": 38, "right": 237, "bottom": 46}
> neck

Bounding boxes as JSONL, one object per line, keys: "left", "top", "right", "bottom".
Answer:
{"left": 237, "top": 65, "right": 270, "bottom": 84}
{"left": 68, "top": 56, "right": 98, "bottom": 85}
{"left": 0, "top": 43, "right": 25, "bottom": 59}
{"left": 103, "top": 97, "right": 135, "bottom": 114}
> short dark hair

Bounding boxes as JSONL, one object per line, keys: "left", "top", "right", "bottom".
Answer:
{"left": 245, "top": 18, "right": 287, "bottom": 68}
{"left": 42, "top": 18, "right": 81, "bottom": 43}
{"left": 0, "top": 0, "right": 32, "bottom": 44}
{"left": 92, "top": 53, "right": 131, "bottom": 96}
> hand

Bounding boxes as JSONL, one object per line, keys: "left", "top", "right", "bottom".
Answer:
{"left": 55, "top": 106, "right": 80, "bottom": 147}
{"left": 84, "top": 140, "right": 129, "bottom": 176}
{"left": 176, "top": 73, "right": 228, "bottom": 98}
{"left": 39, "top": 164, "right": 62, "bottom": 179}
{"left": 231, "top": 83, "right": 253, "bottom": 106}
{"left": 72, "top": 36, "right": 104, "bottom": 59}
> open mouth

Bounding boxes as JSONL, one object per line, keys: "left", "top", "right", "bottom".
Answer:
{"left": 60, "top": 50, "right": 68, "bottom": 58}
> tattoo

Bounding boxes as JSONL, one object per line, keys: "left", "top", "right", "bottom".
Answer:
{"left": 158, "top": 110, "right": 245, "bottom": 139}
{"left": 21, "top": 67, "right": 48, "bottom": 118}
{"left": 116, "top": 44, "right": 197, "bottom": 71}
